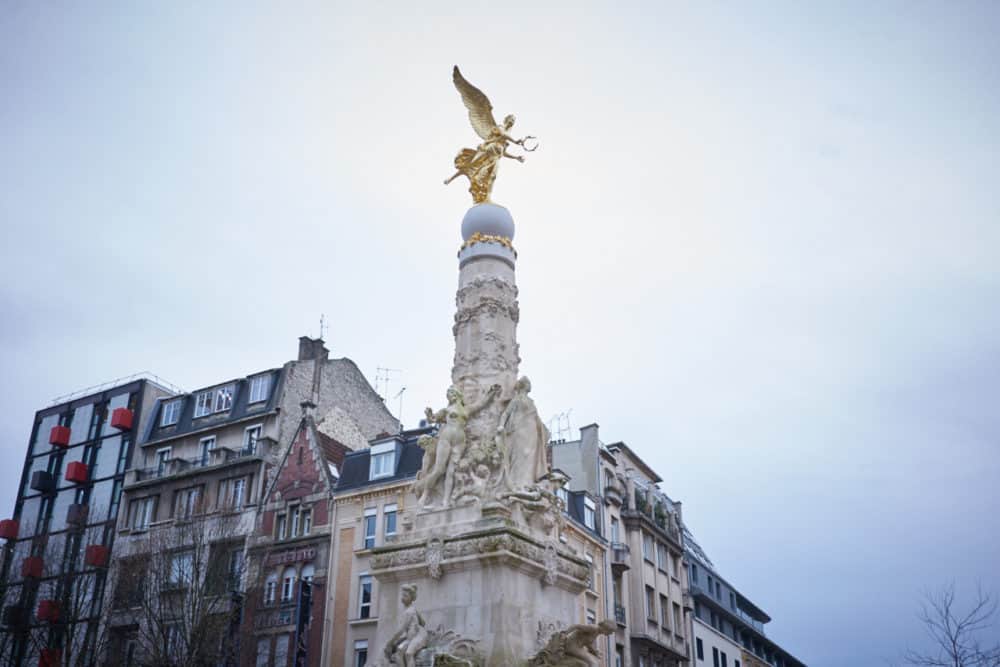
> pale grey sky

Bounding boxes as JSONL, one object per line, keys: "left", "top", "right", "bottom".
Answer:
{"left": 2, "top": 2, "right": 998, "bottom": 665}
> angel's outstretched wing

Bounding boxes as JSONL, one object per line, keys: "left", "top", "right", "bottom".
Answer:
{"left": 453, "top": 66, "right": 498, "bottom": 141}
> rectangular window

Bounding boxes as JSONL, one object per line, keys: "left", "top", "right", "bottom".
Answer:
{"left": 281, "top": 571, "right": 295, "bottom": 601}
{"left": 696, "top": 638, "right": 704, "bottom": 660}
{"left": 156, "top": 448, "right": 171, "bottom": 477}
{"left": 730, "top": 591, "right": 736, "bottom": 610}
{"left": 583, "top": 496, "right": 596, "bottom": 530}
{"left": 713, "top": 647, "right": 719, "bottom": 667}
{"left": 276, "top": 513, "right": 287, "bottom": 540}
{"left": 359, "top": 575, "right": 372, "bottom": 618}
{"left": 363, "top": 508, "right": 377, "bottom": 549}
{"left": 256, "top": 638, "right": 270, "bottom": 667}
{"left": 244, "top": 425, "right": 262, "bottom": 454}
{"left": 177, "top": 486, "right": 201, "bottom": 519}
{"left": 716, "top": 581, "right": 722, "bottom": 599}
{"left": 586, "top": 608, "right": 596, "bottom": 625}
{"left": 384, "top": 504, "right": 397, "bottom": 538}
{"left": 249, "top": 374, "right": 271, "bottom": 403}
{"left": 214, "top": 385, "right": 234, "bottom": 412}
{"left": 194, "top": 391, "right": 213, "bottom": 418}
{"left": 131, "top": 496, "right": 156, "bottom": 530}
{"left": 199, "top": 436, "right": 215, "bottom": 466}
{"left": 301, "top": 508, "right": 312, "bottom": 536}
{"left": 610, "top": 516, "right": 620, "bottom": 542}
{"left": 691, "top": 563, "right": 699, "bottom": 583}
{"left": 672, "top": 602, "right": 682, "bottom": 635}
{"left": 161, "top": 399, "right": 183, "bottom": 426}
{"left": 274, "top": 635, "right": 289, "bottom": 665}
{"left": 645, "top": 586, "right": 656, "bottom": 621}
{"left": 369, "top": 443, "right": 396, "bottom": 480}
{"left": 354, "top": 640, "right": 369, "bottom": 667}
{"left": 169, "top": 551, "right": 194, "bottom": 587}
{"left": 290, "top": 506, "right": 301, "bottom": 538}
{"left": 228, "top": 549, "right": 244, "bottom": 590}
{"left": 657, "top": 543, "right": 669, "bottom": 571}
{"left": 642, "top": 532, "right": 654, "bottom": 561}
{"left": 672, "top": 554, "right": 681, "bottom": 578}
{"left": 231, "top": 478, "right": 246, "bottom": 509}
{"left": 585, "top": 553, "right": 594, "bottom": 590}
{"left": 721, "top": 652, "right": 728, "bottom": 667}
{"left": 660, "top": 594, "right": 670, "bottom": 628}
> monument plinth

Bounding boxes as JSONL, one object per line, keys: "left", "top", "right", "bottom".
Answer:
{"left": 370, "top": 68, "right": 612, "bottom": 667}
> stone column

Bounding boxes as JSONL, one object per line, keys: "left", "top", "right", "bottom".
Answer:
{"left": 451, "top": 203, "right": 521, "bottom": 458}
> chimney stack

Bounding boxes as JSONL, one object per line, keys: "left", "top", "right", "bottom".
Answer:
{"left": 298, "top": 336, "right": 329, "bottom": 362}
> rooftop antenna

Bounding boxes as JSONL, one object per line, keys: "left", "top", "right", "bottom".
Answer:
{"left": 375, "top": 367, "right": 401, "bottom": 402}
{"left": 319, "top": 314, "right": 328, "bottom": 340}
{"left": 547, "top": 410, "right": 573, "bottom": 442}
{"left": 393, "top": 386, "right": 407, "bottom": 432}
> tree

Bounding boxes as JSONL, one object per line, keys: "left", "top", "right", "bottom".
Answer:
{"left": 107, "top": 509, "right": 249, "bottom": 666}
{"left": 902, "top": 584, "right": 1000, "bottom": 667}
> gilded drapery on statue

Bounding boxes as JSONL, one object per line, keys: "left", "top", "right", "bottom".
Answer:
{"left": 444, "top": 66, "right": 537, "bottom": 204}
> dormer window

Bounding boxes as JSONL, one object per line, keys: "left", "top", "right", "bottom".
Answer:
{"left": 160, "top": 399, "right": 183, "bottom": 427}
{"left": 369, "top": 442, "right": 396, "bottom": 480}
{"left": 583, "top": 497, "right": 596, "bottom": 530}
{"left": 194, "top": 385, "right": 234, "bottom": 418}
{"left": 249, "top": 374, "right": 271, "bottom": 403}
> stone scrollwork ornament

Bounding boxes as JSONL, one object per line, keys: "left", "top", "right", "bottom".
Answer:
{"left": 426, "top": 538, "right": 444, "bottom": 580}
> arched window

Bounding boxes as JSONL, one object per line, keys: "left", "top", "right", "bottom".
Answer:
{"left": 281, "top": 567, "right": 296, "bottom": 602}
{"left": 264, "top": 571, "right": 278, "bottom": 605}
{"left": 301, "top": 564, "right": 315, "bottom": 584}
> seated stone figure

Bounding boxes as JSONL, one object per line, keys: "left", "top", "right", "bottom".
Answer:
{"left": 384, "top": 585, "right": 429, "bottom": 667}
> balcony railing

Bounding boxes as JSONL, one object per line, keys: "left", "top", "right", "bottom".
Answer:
{"left": 131, "top": 446, "right": 261, "bottom": 482}
{"left": 614, "top": 604, "right": 626, "bottom": 626}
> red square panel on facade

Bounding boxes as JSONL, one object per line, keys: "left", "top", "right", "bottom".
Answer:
{"left": 39, "top": 648, "right": 61, "bottom": 667}
{"left": 0, "top": 519, "right": 18, "bottom": 540}
{"left": 36, "top": 599, "right": 59, "bottom": 623}
{"left": 111, "top": 407, "right": 133, "bottom": 430}
{"left": 49, "top": 425, "right": 71, "bottom": 448}
{"left": 85, "top": 544, "right": 109, "bottom": 567}
{"left": 65, "top": 462, "right": 88, "bottom": 484}
{"left": 21, "top": 556, "right": 43, "bottom": 579}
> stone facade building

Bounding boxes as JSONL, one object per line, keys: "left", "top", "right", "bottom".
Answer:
{"left": 552, "top": 425, "right": 692, "bottom": 667}
{"left": 106, "top": 336, "right": 397, "bottom": 664}
{"left": 241, "top": 408, "right": 351, "bottom": 667}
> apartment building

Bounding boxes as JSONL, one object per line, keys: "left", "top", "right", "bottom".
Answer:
{"left": 684, "top": 532, "right": 806, "bottom": 667}
{"left": 241, "top": 407, "right": 351, "bottom": 667}
{"left": 0, "top": 375, "right": 175, "bottom": 666}
{"left": 552, "top": 424, "right": 691, "bottom": 667}
{"left": 106, "top": 336, "right": 397, "bottom": 664}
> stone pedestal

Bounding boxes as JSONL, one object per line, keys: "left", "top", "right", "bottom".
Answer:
{"left": 371, "top": 505, "right": 589, "bottom": 665}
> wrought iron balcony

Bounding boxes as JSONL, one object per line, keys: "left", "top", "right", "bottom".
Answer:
{"left": 614, "top": 604, "right": 627, "bottom": 626}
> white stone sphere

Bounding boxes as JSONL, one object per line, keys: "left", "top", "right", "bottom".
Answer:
{"left": 461, "top": 203, "right": 515, "bottom": 242}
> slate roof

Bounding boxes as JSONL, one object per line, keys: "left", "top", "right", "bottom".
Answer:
{"left": 334, "top": 427, "right": 433, "bottom": 492}
{"left": 142, "top": 368, "right": 283, "bottom": 445}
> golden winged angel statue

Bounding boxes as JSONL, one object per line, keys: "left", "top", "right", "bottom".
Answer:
{"left": 444, "top": 66, "right": 537, "bottom": 204}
